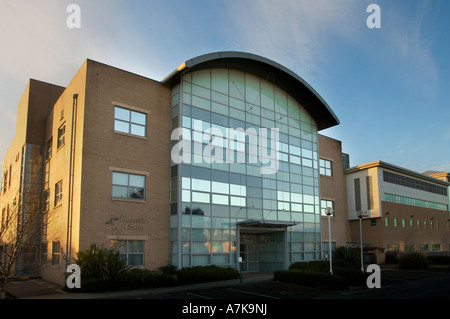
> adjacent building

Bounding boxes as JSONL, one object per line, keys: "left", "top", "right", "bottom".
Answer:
{"left": 0, "top": 52, "right": 449, "bottom": 284}
{"left": 345, "top": 161, "right": 450, "bottom": 254}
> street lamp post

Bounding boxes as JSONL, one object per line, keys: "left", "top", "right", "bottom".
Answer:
{"left": 356, "top": 211, "right": 366, "bottom": 273}
{"left": 325, "top": 207, "right": 334, "bottom": 275}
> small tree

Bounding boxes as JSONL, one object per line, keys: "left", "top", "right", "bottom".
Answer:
{"left": 0, "top": 145, "right": 55, "bottom": 299}
{"left": 0, "top": 194, "right": 49, "bottom": 298}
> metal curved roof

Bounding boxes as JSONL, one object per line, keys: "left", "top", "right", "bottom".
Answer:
{"left": 162, "top": 51, "right": 339, "bottom": 130}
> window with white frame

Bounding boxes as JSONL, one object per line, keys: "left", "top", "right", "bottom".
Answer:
{"left": 319, "top": 159, "right": 333, "bottom": 176}
{"left": 114, "top": 106, "right": 147, "bottom": 137}
{"left": 112, "top": 172, "right": 146, "bottom": 200}
{"left": 111, "top": 240, "right": 144, "bottom": 266}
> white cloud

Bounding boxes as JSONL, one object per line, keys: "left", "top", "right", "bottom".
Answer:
{"left": 0, "top": 0, "right": 157, "bottom": 164}
{"left": 223, "top": 0, "right": 360, "bottom": 79}
{"left": 385, "top": 0, "right": 439, "bottom": 100}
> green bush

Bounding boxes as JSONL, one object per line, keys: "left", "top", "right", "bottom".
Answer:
{"left": 398, "top": 252, "right": 429, "bottom": 270}
{"left": 75, "top": 244, "right": 129, "bottom": 281}
{"left": 274, "top": 270, "right": 348, "bottom": 291}
{"left": 333, "top": 247, "right": 361, "bottom": 269}
{"left": 385, "top": 251, "right": 400, "bottom": 263}
{"left": 289, "top": 260, "right": 329, "bottom": 272}
{"left": 159, "top": 264, "right": 178, "bottom": 275}
{"left": 109, "top": 268, "right": 177, "bottom": 291}
{"left": 176, "top": 265, "right": 239, "bottom": 285}
{"left": 78, "top": 278, "right": 110, "bottom": 293}
{"left": 333, "top": 268, "right": 369, "bottom": 286}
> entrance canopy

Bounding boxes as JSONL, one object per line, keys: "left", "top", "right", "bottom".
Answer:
{"left": 237, "top": 219, "right": 299, "bottom": 228}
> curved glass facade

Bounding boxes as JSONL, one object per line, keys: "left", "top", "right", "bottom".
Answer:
{"left": 170, "top": 68, "right": 321, "bottom": 271}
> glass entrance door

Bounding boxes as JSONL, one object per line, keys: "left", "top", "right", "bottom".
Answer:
{"left": 240, "top": 234, "right": 258, "bottom": 272}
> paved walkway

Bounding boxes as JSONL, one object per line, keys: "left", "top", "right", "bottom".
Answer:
{"left": 5, "top": 273, "right": 274, "bottom": 299}
{"left": 5, "top": 278, "right": 66, "bottom": 298}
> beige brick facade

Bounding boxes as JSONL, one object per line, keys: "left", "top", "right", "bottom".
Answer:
{"left": 1, "top": 60, "right": 171, "bottom": 284}
{"left": 318, "top": 135, "right": 351, "bottom": 250}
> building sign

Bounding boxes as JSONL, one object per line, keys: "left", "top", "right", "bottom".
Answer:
{"left": 106, "top": 215, "right": 149, "bottom": 231}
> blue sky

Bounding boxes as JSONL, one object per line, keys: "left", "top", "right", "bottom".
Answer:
{"left": 0, "top": 0, "right": 449, "bottom": 173}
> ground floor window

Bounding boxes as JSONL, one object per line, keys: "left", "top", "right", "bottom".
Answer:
{"left": 404, "top": 245, "right": 414, "bottom": 252}
{"left": 386, "top": 244, "right": 399, "bottom": 252}
{"left": 111, "top": 240, "right": 144, "bottom": 266}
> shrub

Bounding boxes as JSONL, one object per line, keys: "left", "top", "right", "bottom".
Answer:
{"left": 385, "top": 251, "right": 400, "bottom": 263}
{"left": 176, "top": 265, "right": 239, "bottom": 285}
{"left": 398, "top": 251, "right": 429, "bottom": 270}
{"left": 333, "top": 246, "right": 361, "bottom": 269}
{"left": 109, "top": 268, "right": 177, "bottom": 290}
{"left": 274, "top": 270, "right": 348, "bottom": 291}
{"left": 78, "top": 278, "right": 110, "bottom": 293}
{"left": 333, "top": 268, "right": 369, "bottom": 286}
{"left": 75, "top": 244, "right": 129, "bottom": 281}
{"left": 289, "top": 260, "right": 329, "bottom": 272}
{"left": 159, "top": 264, "right": 177, "bottom": 275}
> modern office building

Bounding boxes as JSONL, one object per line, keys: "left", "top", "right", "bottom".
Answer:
{"left": 0, "top": 52, "right": 344, "bottom": 283}
{"left": 1, "top": 52, "right": 449, "bottom": 285}
{"left": 162, "top": 52, "right": 339, "bottom": 272}
{"left": 345, "top": 161, "right": 450, "bottom": 254}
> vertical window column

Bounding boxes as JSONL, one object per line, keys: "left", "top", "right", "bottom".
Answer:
{"left": 354, "top": 178, "right": 361, "bottom": 212}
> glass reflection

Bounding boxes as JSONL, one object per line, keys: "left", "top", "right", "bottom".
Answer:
{"left": 170, "top": 68, "right": 321, "bottom": 269}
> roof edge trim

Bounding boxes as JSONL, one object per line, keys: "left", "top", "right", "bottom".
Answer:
{"left": 162, "top": 51, "right": 339, "bottom": 130}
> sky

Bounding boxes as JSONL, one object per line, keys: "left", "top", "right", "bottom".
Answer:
{"left": 0, "top": 0, "right": 449, "bottom": 173}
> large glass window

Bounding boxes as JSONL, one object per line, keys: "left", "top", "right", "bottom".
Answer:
{"left": 114, "top": 106, "right": 147, "bottom": 137}
{"left": 383, "top": 170, "right": 447, "bottom": 196}
{"left": 170, "top": 68, "right": 321, "bottom": 269}
{"left": 112, "top": 172, "right": 145, "bottom": 200}
{"left": 384, "top": 193, "right": 448, "bottom": 211}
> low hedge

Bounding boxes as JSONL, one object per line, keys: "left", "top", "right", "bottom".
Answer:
{"left": 176, "top": 265, "right": 240, "bottom": 285}
{"left": 289, "top": 261, "right": 369, "bottom": 287}
{"left": 333, "top": 267, "right": 369, "bottom": 286}
{"left": 70, "top": 264, "right": 239, "bottom": 292}
{"left": 71, "top": 268, "right": 176, "bottom": 292}
{"left": 427, "top": 255, "right": 450, "bottom": 265}
{"left": 289, "top": 260, "right": 329, "bottom": 272}
{"left": 274, "top": 270, "right": 348, "bottom": 291}
{"left": 110, "top": 268, "right": 177, "bottom": 290}
{"left": 398, "top": 252, "right": 429, "bottom": 270}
